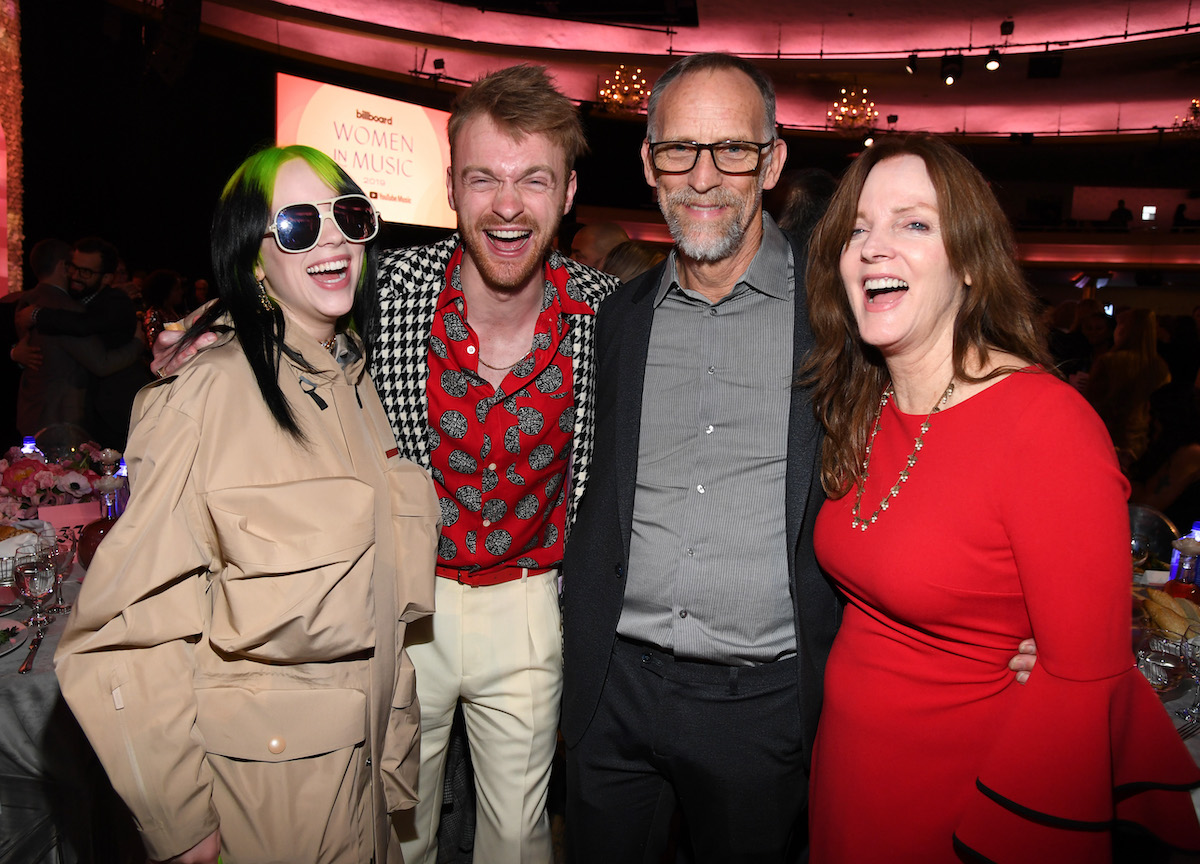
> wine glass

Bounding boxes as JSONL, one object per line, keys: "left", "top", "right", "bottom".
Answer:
{"left": 13, "top": 545, "right": 55, "bottom": 628}
{"left": 46, "top": 528, "right": 76, "bottom": 615}
{"left": 1131, "top": 533, "right": 1150, "bottom": 573}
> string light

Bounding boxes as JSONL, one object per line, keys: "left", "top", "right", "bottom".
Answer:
{"left": 1172, "top": 98, "right": 1200, "bottom": 136}
{"left": 827, "top": 87, "right": 879, "bottom": 131}
{"left": 598, "top": 65, "right": 648, "bottom": 113}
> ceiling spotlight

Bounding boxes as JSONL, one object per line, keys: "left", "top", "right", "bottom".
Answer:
{"left": 986, "top": 49, "right": 1001, "bottom": 71}
{"left": 905, "top": 53, "right": 918, "bottom": 75}
{"left": 863, "top": 136, "right": 875, "bottom": 147}
{"left": 941, "top": 55, "right": 963, "bottom": 85}
{"left": 1000, "top": 19, "right": 1014, "bottom": 36}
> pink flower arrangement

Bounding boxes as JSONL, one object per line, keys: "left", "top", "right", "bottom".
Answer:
{"left": 0, "top": 442, "right": 104, "bottom": 520}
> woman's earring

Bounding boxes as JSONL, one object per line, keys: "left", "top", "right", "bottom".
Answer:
{"left": 257, "top": 278, "right": 273, "bottom": 311}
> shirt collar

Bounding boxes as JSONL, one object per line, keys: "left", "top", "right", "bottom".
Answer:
{"left": 654, "top": 211, "right": 790, "bottom": 307}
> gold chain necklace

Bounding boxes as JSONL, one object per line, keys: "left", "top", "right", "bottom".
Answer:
{"left": 477, "top": 351, "right": 528, "bottom": 372}
{"left": 851, "top": 378, "right": 955, "bottom": 531}
{"left": 318, "top": 335, "right": 337, "bottom": 355}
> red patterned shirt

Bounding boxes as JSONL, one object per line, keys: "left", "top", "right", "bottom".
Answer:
{"left": 426, "top": 246, "right": 594, "bottom": 578}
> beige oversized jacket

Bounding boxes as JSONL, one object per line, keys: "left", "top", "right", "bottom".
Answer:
{"left": 55, "top": 321, "right": 439, "bottom": 863}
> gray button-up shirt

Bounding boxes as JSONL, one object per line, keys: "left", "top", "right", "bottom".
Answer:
{"left": 617, "top": 214, "right": 796, "bottom": 664}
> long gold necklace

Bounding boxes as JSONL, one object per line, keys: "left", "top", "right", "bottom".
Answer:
{"left": 851, "top": 378, "right": 955, "bottom": 531}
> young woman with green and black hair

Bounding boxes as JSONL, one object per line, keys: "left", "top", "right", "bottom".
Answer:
{"left": 56, "top": 145, "right": 440, "bottom": 864}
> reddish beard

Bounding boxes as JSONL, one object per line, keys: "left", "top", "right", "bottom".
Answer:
{"left": 459, "top": 221, "right": 559, "bottom": 294}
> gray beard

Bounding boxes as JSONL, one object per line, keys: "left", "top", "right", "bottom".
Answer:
{"left": 660, "top": 186, "right": 762, "bottom": 263}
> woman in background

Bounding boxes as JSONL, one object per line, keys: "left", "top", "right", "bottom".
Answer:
{"left": 803, "top": 134, "right": 1199, "bottom": 862}
{"left": 56, "top": 145, "right": 439, "bottom": 864}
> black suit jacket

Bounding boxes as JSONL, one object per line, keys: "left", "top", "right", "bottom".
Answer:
{"left": 561, "top": 228, "right": 842, "bottom": 766}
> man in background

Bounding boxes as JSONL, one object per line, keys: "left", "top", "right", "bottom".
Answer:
{"left": 16, "top": 236, "right": 143, "bottom": 440}
{"left": 569, "top": 221, "right": 629, "bottom": 269}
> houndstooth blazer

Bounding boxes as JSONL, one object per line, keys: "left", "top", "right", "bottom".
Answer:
{"left": 374, "top": 233, "right": 621, "bottom": 538}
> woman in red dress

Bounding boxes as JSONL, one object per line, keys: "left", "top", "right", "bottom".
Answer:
{"left": 802, "top": 134, "right": 1200, "bottom": 862}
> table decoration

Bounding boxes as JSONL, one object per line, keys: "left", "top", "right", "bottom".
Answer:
{"left": 0, "top": 440, "right": 104, "bottom": 522}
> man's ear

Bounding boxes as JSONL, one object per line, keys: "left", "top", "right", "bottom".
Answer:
{"left": 641, "top": 139, "right": 658, "bottom": 190}
{"left": 761, "top": 137, "right": 788, "bottom": 193}
{"left": 446, "top": 166, "right": 458, "bottom": 213}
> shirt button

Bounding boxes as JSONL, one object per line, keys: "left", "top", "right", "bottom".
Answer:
{"left": 696, "top": 484, "right": 705, "bottom": 494}
{"left": 679, "top": 610, "right": 688, "bottom": 619}
{"left": 467, "top": 345, "right": 476, "bottom": 355}
{"left": 707, "top": 366, "right": 715, "bottom": 375}
{"left": 686, "top": 548, "right": 694, "bottom": 557}
{"left": 488, "top": 463, "right": 497, "bottom": 471}
{"left": 268, "top": 737, "right": 286, "bottom": 754}
{"left": 708, "top": 308, "right": 717, "bottom": 317}
{"left": 705, "top": 424, "right": 714, "bottom": 434}
{"left": 482, "top": 519, "right": 491, "bottom": 527}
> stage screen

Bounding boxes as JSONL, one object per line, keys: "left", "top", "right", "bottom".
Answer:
{"left": 276, "top": 72, "right": 455, "bottom": 229}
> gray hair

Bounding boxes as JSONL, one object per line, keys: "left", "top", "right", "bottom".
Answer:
{"left": 646, "top": 53, "right": 777, "bottom": 142}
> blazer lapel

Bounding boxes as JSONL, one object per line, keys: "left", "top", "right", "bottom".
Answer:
{"left": 784, "top": 230, "right": 819, "bottom": 572}
{"left": 615, "top": 267, "right": 663, "bottom": 560}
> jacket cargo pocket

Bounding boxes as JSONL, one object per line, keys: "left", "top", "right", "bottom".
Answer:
{"left": 379, "top": 651, "right": 420, "bottom": 812}
{"left": 196, "top": 686, "right": 368, "bottom": 762}
{"left": 207, "top": 476, "right": 377, "bottom": 661}
{"left": 384, "top": 460, "right": 439, "bottom": 625}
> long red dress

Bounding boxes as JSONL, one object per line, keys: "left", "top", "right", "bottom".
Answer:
{"left": 810, "top": 370, "right": 1200, "bottom": 863}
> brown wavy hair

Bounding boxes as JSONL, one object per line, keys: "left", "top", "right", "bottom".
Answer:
{"left": 801, "top": 134, "right": 1050, "bottom": 498}
{"left": 448, "top": 65, "right": 587, "bottom": 174}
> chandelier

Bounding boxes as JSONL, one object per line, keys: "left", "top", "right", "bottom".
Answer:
{"left": 598, "top": 65, "right": 648, "bottom": 113}
{"left": 827, "top": 87, "right": 879, "bottom": 131}
{"left": 1172, "top": 98, "right": 1200, "bottom": 136}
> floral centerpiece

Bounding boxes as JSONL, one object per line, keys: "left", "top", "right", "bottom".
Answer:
{"left": 0, "top": 442, "right": 104, "bottom": 520}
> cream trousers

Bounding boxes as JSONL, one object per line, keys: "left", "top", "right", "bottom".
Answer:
{"left": 397, "top": 569, "right": 562, "bottom": 864}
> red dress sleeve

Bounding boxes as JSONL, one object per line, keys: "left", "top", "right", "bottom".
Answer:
{"left": 952, "top": 376, "right": 1200, "bottom": 861}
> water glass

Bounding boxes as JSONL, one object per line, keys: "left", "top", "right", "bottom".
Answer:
{"left": 47, "top": 529, "right": 76, "bottom": 615}
{"left": 13, "top": 545, "right": 55, "bottom": 628}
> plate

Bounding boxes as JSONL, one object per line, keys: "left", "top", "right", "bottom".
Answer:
{"left": 0, "top": 586, "right": 21, "bottom": 617}
{"left": 0, "top": 618, "right": 28, "bottom": 659}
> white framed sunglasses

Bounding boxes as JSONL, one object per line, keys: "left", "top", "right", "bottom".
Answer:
{"left": 264, "top": 194, "right": 379, "bottom": 253}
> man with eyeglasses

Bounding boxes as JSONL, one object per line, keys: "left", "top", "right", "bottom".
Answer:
{"left": 559, "top": 52, "right": 829, "bottom": 863}
{"left": 16, "top": 236, "right": 144, "bottom": 440}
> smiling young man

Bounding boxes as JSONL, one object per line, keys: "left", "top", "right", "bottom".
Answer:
{"left": 376, "top": 65, "right": 620, "bottom": 864}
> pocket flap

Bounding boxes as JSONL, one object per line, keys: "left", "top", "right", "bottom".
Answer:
{"left": 196, "top": 687, "right": 367, "bottom": 762}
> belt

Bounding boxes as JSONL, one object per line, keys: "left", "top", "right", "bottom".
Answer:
{"left": 435, "top": 564, "right": 555, "bottom": 587}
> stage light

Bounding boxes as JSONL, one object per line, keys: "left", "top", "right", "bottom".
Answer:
{"left": 941, "top": 55, "right": 963, "bottom": 85}
{"left": 1000, "top": 19, "right": 1014, "bottom": 36}
{"left": 986, "top": 49, "right": 1001, "bottom": 71}
{"left": 905, "top": 53, "right": 917, "bottom": 75}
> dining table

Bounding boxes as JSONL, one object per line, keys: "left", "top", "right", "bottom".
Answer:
{"left": 1, "top": 569, "right": 1199, "bottom": 862}
{"left": 0, "top": 574, "right": 137, "bottom": 864}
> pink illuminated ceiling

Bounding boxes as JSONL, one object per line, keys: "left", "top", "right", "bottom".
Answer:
{"left": 181, "top": 0, "right": 1198, "bottom": 136}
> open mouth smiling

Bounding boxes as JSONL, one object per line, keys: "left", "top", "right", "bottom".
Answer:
{"left": 486, "top": 228, "right": 533, "bottom": 248}
{"left": 307, "top": 258, "right": 350, "bottom": 280}
{"left": 864, "top": 277, "right": 909, "bottom": 302}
